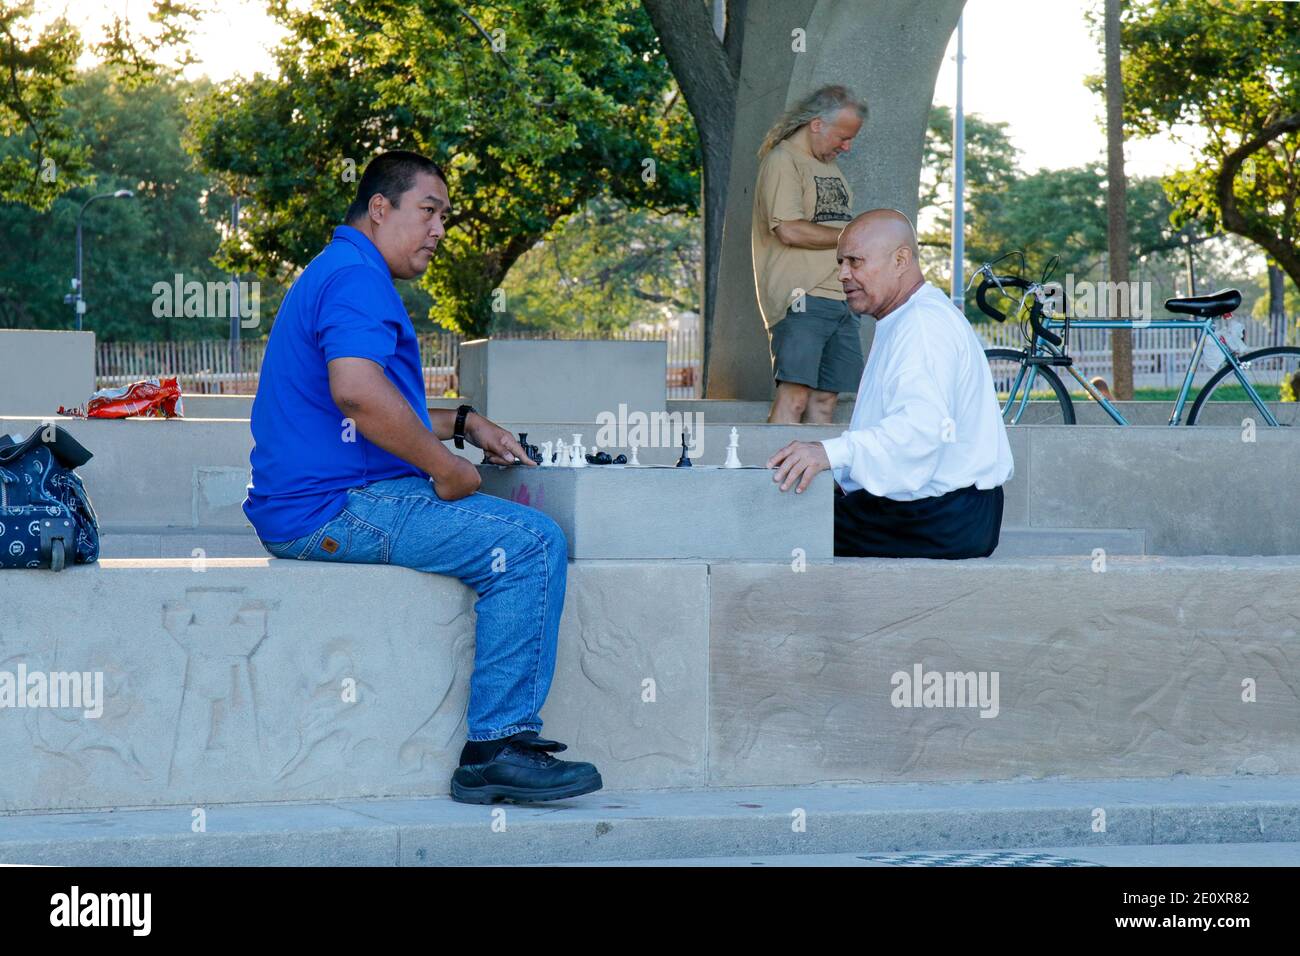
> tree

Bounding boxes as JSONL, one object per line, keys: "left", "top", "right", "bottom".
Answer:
{"left": 0, "top": 69, "right": 244, "bottom": 340}
{"left": 189, "top": 0, "right": 699, "bottom": 337}
{"left": 0, "top": 0, "right": 200, "bottom": 211}
{"left": 1252, "top": 264, "right": 1300, "bottom": 321}
{"left": 961, "top": 165, "right": 1180, "bottom": 317}
{"left": 0, "top": 1, "right": 92, "bottom": 209}
{"left": 1104, "top": 0, "right": 1134, "bottom": 399}
{"left": 1108, "top": 0, "right": 1300, "bottom": 295}
{"left": 501, "top": 197, "right": 699, "bottom": 331}
{"left": 918, "top": 107, "right": 1179, "bottom": 317}
{"left": 917, "top": 104, "right": 1019, "bottom": 286}
{"left": 639, "top": 0, "right": 743, "bottom": 392}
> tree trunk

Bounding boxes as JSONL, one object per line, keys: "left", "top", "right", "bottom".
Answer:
{"left": 1268, "top": 261, "right": 1286, "bottom": 345}
{"left": 1215, "top": 112, "right": 1300, "bottom": 296}
{"left": 640, "top": 0, "right": 742, "bottom": 396}
{"left": 1105, "top": 0, "right": 1133, "bottom": 400}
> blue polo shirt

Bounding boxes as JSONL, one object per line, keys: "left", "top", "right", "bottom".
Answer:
{"left": 243, "top": 225, "right": 432, "bottom": 542}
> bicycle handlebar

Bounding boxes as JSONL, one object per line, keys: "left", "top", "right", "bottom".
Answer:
{"left": 975, "top": 273, "right": 1028, "bottom": 322}
{"left": 975, "top": 272, "right": 1062, "bottom": 347}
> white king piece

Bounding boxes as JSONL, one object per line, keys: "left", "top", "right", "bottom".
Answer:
{"left": 724, "top": 427, "right": 742, "bottom": 468}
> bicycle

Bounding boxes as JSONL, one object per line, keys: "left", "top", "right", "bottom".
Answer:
{"left": 971, "top": 253, "right": 1300, "bottom": 426}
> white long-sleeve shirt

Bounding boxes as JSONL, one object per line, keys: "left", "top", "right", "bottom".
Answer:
{"left": 820, "top": 281, "right": 1014, "bottom": 500}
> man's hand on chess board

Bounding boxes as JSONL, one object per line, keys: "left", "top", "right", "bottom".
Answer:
{"left": 768, "top": 440, "right": 830, "bottom": 493}
{"left": 467, "top": 413, "right": 536, "bottom": 466}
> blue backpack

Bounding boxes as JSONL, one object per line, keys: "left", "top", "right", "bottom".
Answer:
{"left": 0, "top": 425, "right": 100, "bottom": 571}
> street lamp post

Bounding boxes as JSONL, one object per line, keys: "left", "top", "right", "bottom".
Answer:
{"left": 951, "top": 14, "right": 966, "bottom": 311}
{"left": 230, "top": 196, "right": 242, "bottom": 371}
{"left": 65, "top": 189, "right": 134, "bottom": 331}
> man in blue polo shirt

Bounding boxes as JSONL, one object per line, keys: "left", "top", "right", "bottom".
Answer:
{"left": 244, "top": 151, "right": 602, "bottom": 804}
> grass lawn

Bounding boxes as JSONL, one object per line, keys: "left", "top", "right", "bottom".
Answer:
{"left": 1065, "top": 385, "right": 1287, "bottom": 401}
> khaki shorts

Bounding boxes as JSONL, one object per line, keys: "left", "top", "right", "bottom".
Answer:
{"left": 769, "top": 295, "right": 865, "bottom": 394}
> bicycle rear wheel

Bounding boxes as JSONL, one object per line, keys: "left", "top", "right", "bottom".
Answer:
{"left": 1187, "top": 346, "right": 1300, "bottom": 426}
{"left": 984, "top": 348, "right": 1076, "bottom": 424}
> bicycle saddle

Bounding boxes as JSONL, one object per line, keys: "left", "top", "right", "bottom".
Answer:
{"left": 1163, "top": 289, "right": 1241, "bottom": 317}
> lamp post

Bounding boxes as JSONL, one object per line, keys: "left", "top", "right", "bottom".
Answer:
{"left": 951, "top": 14, "right": 966, "bottom": 311}
{"left": 230, "top": 196, "right": 242, "bottom": 370}
{"left": 65, "top": 189, "right": 134, "bottom": 331}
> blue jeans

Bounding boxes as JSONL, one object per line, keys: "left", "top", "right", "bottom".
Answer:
{"left": 258, "top": 474, "right": 567, "bottom": 742}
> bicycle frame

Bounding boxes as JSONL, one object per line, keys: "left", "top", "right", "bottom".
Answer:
{"left": 1001, "top": 316, "right": 1281, "bottom": 426}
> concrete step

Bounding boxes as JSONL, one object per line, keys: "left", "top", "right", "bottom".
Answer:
{"left": 547, "top": 843, "right": 1300, "bottom": 867}
{"left": 98, "top": 526, "right": 262, "bottom": 558}
{"left": 4, "top": 555, "right": 1299, "bottom": 814}
{"left": 993, "top": 527, "right": 1146, "bottom": 557}
{"left": 94, "top": 524, "right": 1147, "bottom": 561}
{"left": 1, "top": 774, "right": 1296, "bottom": 866}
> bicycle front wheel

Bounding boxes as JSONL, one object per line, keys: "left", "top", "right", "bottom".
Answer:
{"left": 984, "top": 348, "right": 1076, "bottom": 425}
{"left": 1187, "top": 346, "right": 1300, "bottom": 426}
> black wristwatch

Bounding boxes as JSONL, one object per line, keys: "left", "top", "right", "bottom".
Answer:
{"left": 453, "top": 404, "right": 476, "bottom": 449}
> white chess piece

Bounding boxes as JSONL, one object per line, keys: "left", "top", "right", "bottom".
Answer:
{"left": 571, "top": 434, "right": 586, "bottom": 467}
{"left": 540, "top": 440, "right": 554, "bottom": 467}
{"left": 629, "top": 442, "right": 639, "bottom": 466}
{"left": 724, "top": 426, "right": 742, "bottom": 468}
{"left": 554, "top": 438, "right": 568, "bottom": 467}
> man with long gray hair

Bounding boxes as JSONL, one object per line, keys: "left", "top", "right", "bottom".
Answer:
{"left": 752, "top": 84, "right": 866, "bottom": 423}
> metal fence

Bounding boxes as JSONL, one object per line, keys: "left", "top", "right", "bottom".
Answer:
{"left": 99, "top": 318, "right": 1289, "bottom": 398}
{"left": 975, "top": 318, "right": 1292, "bottom": 390}
{"left": 96, "top": 325, "right": 704, "bottom": 399}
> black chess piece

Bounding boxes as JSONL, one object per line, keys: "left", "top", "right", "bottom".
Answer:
{"left": 613, "top": 454, "right": 627, "bottom": 465}
{"left": 517, "top": 432, "right": 542, "bottom": 465}
{"left": 585, "top": 451, "right": 613, "bottom": 465}
{"left": 675, "top": 428, "right": 692, "bottom": 467}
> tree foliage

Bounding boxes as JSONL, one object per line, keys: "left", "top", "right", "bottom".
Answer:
{"left": 919, "top": 104, "right": 1020, "bottom": 241}
{"left": 189, "top": 0, "right": 699, "bottom": 337}
{"left": 501, "top": 197, "right": 699, "bottom": 331}
{"left": 919, "top": 105, "right": 1181, "bottom": 317}
{"left": 1098, "top": 0, "right": 1300, "bottom": 293}
{"left": 0, "top": 0, "right": 201, "bottom": 210}
{"left": 0, "top": 69, "right": 244, "bottom": 340}
{"left": 0, "top": 1, "right": 92, "bottom": 209}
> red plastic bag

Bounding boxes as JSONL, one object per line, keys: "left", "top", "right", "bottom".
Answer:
{"left": 59, "top": 377, "right": 185, "bottom": 419}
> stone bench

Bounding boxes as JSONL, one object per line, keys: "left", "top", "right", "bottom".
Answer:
{"left": 0, "top": 558, "right": 708, "bottom": 813}
{"left": 2, "top": 555, "right": 1297, "bottom": 814}
{"left": 4, "top": 416, "right": 1295, "bottom": 556}
{"left": 0, "top": 330, "right": 95, "bottom": 417}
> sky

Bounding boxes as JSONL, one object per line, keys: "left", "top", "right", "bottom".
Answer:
{"left": 38, "top": 0, "right": 1196, "bottom": 178}
{"left": 931, "top": 0, "right": 1202, "bottom": 178}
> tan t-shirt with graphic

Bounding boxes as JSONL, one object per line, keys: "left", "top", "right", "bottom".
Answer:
{"left": 751, "top": 139, "right": 854, "bottom": 329}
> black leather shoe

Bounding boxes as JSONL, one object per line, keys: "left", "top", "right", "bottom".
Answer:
{"left": 450, "top": 731, "right": 603, "bottom": 805}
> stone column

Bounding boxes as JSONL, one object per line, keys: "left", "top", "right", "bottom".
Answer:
{"left": 707, "top": 0, "right": 965, "bottom": 400}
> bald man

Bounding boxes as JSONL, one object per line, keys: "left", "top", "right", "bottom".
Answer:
{"left": 767, "top": 209, "right": 1014, "bottom": 559}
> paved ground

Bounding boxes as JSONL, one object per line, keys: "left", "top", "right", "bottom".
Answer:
{"left": 546, "top": 843, "right": 1300, "bottom": 867}
{"left": 3, "top": 774, "right": 1299, "bottom": 866}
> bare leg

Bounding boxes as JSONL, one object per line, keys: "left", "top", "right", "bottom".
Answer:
{"left": 804, "top": 389, "right": 839, "bottom": 423}
{"left": 768, "top": 381, "right": 811, "bottom": 423}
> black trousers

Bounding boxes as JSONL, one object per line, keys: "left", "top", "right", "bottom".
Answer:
{"left": 834, "top": 483, "right": 1004, "bottom": 559}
